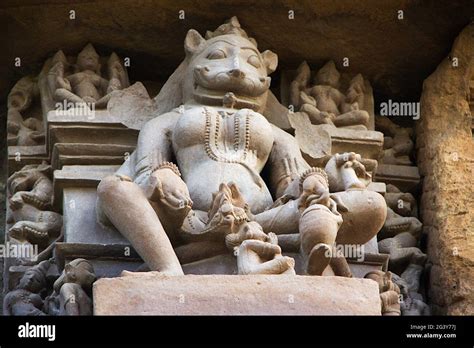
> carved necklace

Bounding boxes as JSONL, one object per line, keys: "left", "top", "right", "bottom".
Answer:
{"left": 203, "top": 106, "right": 265, "bottom": 188}
{"left": 204, "top": 107, "right": 250, "bottom": 163}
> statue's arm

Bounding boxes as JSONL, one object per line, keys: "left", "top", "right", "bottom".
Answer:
{"left": 266, "top": 124, "right": 311, "bottom": 199}
{"left": 132, "top": 111, "right": 180, "bottom": 187}
{"left": 66, "top": 73, "right": 80, "bottom": 85}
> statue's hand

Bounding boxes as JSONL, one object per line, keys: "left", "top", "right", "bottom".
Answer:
{"left": 56, "top": 76, "right": 72, "bottom": 91}
{"left": 225, "top": 221, "right": 269, "bottom": 250}
{"left": 335, "top": 152, "right": 360, "bottom": 166}
{"left": 240, "top": 237, "right": 282, "bottom": 259}
{"left": 145, "top": 168, "right": 193, "bottom": 214}
{"left": 332, "top": 152, "right": 371, "bottom": 184}
{"left": 107, "top": 77, "right": 122, "bottom": 93}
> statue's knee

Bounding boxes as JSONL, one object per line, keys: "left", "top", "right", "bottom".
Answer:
{"left": 97, "top": 174, "right": 133, "bottom": 202}
{"left": 54, "top": 88, "right": 71, "bottom": 101}
{"left": 359, "top": 110, "right": 370, "bottom": 125}
{"left": 299, "top": 206, "right": 339, "bottom": 255}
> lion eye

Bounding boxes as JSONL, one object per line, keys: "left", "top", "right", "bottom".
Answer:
{"left": 247, "top": 55, "right": 261, "bottom": 68}
{"left": 207, "top": 50, "right": 227, "bottom": 60}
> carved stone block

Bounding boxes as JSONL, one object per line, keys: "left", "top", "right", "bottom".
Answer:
{"left": 94, "top": 274, "right": 382, "bottom": 315}
{"left": 289, "top": 113, "right": 384, "bottom": 165}
{"left": 374, "top": 164, "right": 421, "bottom": 192}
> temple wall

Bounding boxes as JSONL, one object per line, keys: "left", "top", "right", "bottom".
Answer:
{"left": 417, "top": 23, "right": 474, "bottom": 315}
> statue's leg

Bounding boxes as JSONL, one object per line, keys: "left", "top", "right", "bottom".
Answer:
{"left": 255, "top": 191, "right": 385, "bottom": 276}
{"left": 332, "top": 189, "right": 387, "bottom": 245}
{"left": 95, "top": 93, "right": 113, "bottom": 108}
{"left": 255, "top": 190, "right": 386, "bottom": 246}
{"left": 330, "top": 249, "right": 353, "bottom": 277}
{"left": 54, "top": 88, "right": 85, "bottom": 105}
{"left": 254, "top": 201, "right": 337, "bottom": 275}
{"left": 97, "top": 175, "right": 183, "bottom": 275}
{"left": 333, "top": 110, "right": 369, "bottom": 128}
{"left": 300, "top": 205, "right": 340, "bottom": 275}
{"left": 253, "top": 199, "right": 301, "bottom": 235}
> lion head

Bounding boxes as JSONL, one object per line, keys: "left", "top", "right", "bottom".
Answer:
{"left": 156, "top": 17, "right": 277, "bottom": 114}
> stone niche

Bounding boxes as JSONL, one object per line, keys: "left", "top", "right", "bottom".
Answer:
{"left": 1, "top": 2, "right": 473, "bottom": 317}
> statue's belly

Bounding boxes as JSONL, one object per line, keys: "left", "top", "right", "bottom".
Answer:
{"left": 74, "top": 80, "right": 101, "bottom": 100}
{"left": 172, "top": 106, "right": 275, "bottom": 213}
{"left": 184, "top": 160, "right": 273, "bottom": 213}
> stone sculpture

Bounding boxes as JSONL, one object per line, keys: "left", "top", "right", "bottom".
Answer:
{"left": 3, "top": 260, "right": 51, "bottom": 316}
{"left": 6, "top": 164, "right": 62, "bottom": 250}
{"left": 392, "top": 274, "right": 431, "bottom": 316}
{"left": 47, "top": 259, "right": 96, "bottom": 316}
{"left": 96, "top": 17, "right": 387, "bottom": 277}
{"left": 378, "top": 182, "right": 427, "bottom": 315}
{"left": 49, "top": 43, "right": 129, "bottom": 109}
{"left": 365, "top": 270, "right": 401, "bottom": 316}
{"left": 378, "top": 232, "right": 426, "bottom": 275}
{"left": 378, "top": 207, "right": 422, "bottom": 240}
{"left": 375, "top": 116, "right": 414, "bottom": 165}
{"left": 7, "top": 76, "right": 44, "bottom": 146}
{"left": 384, "top": 184, "right": 417, "bottom": 217}
{"left": 400, "top": 296, "right": 431, "bottom": 316}
{"left": 236, "top": 230, "right": 296, "bottom": 275}
{"left": 290, "top": 61, "right": 370, "bottom": 129}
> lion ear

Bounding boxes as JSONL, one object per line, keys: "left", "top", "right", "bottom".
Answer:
{"left": 184, "top": 29, "right": 206, "bottom": 56}
{"left": 261, "top": 50, "right": 278, "bottom": 74}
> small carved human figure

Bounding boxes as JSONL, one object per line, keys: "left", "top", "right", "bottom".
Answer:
{"left": 52, "top": 44, "right": 128, "bottom": 109}
{"left": 7, "top": 75, "right": 44, "bottom": 146}
{"left": 233, "top": 227, "right": 295, "bottom": 275}
{"left": 297, "top": 91, "right": 336, "bottom": 125}
{"left": 378, "top": 207, "right": 422, "bottom": 240}
{"left": 289, "top": 60, "right": 311, "bottom": 110}
{"left": 3, "top": 260, "right": 51, "bottom": 316}
{"left": 298, "top": 168, "right": 344, "bottom": 275}
{"left": 384, "top": 184, "right": 417, "bottom": 217}
{"left": 378, "top": 232, "right": 426, "bottom": 275}
{"left": 7, "top": 162, "right": 53, "bottom": 209}
{"left": 47, "top": 259, "right": 96, "bottom": 316}
{"left": 6, "top": 164, "right": 62, "bottom": 249}
{"left": 375, "top": 116, "right": 414, "bottom": 165}
{"left": 291, "top": 61, "right": 370, "bottom": 129}
{"left": 401, "top": 261, "right": 426, "bottom": 295}
{"left": 365, "top": 270, "right": 401, "bottom": 316}
{"left": 391, "top": 274, "right": 430, "bottom": 315}
{"left": 400, "top": 296, "right": 431, "bottom": 316}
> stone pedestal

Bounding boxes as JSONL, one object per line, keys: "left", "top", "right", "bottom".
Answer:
{"left": 53, "top": 165, "right": 142, "bottom": 277}
{"left": 93, "top": 273, "right": 382, "bottom": 315}
{"left": 47, "top": 110, "right": 138, "bottom": 169}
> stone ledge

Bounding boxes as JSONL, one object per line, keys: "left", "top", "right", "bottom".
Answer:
{"left": 93, "top": 273, "right": 381, "bottom": 315}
